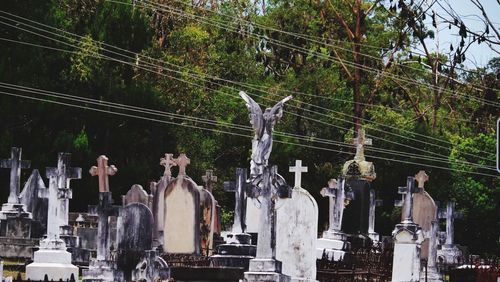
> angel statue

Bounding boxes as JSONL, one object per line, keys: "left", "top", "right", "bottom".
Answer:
{"left": 239, "top": 91, "right": 292, "bottom": 178}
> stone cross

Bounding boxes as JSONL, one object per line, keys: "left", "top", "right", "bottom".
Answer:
{"left": 289, "top": 160, "right": 308, "bottom": 188}
{"left": 414, "top": 170, "right": 429, "bottom": 191}
{"left": 174, "top": 154, "right": 190, "bottom": 176}
{"left": 320, "top": 178, "right": 344, "bottom": 232}
{"left": 40, "top": 153, "right": 82, "bottom": 239}
{"left": 224, "top": 168, "right": 247, "bottom": 234}
{"left": 202, "top": 170, "right": 217, "bottom": 193}
{"left": 438, "top": 202, "right": 462, "bottom": 245}
{"left": 89, "top": 155, "right": 117, "bottom": 193}
{"left": 160, "top": 153, "right": 176, "bottom": 178}
{"left": 351, "top": 128, "right": 372, "bottom": 161}
{"left": 368, "top": 189, "right": 383, "bottom": 235}
{"left": 395, "top": 176, "right": 417, "bottom": 222}
{"left": 1, "top": 147, "right": 31, "bottom": 204}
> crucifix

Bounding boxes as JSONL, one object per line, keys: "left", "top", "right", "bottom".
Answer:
{"left": 89, "top": 155, "right": 120, "bottom": 261}
{"left": 202, "top": 169, "right": 218, "bottom": 193}
{"left": 438, "top": 202, "right": 462, "bottom": 245}
{"left": 89, "top": 155, "right": 117, "bottom": 193}
{"left": 40, "top": 153, "right": 81, "bottom": 240}
{"left": 289, "top": 160, "right": 308, "bottom": 188}
{"left": 351, "top": 128, "right": 372, "bottom": 161}
{"left": 160, "top": 153, "right": 176, "bottom": 178}
{"left": 1, "top": 147, "right": 31, "bottom": 205}
{"left": 414, "top": 170, "right": 429, "bottom": 193}
{"left": 395, "top": 176, "right": 417, "bottom": 223}
{"left": 320, "top": 178, "right": 345, "bottom": 234}
{"left": 224, "top": 168, "right": 247, "bottom": 234}
{"left": 174, "top": 154, "right": 190, "bottom": 176}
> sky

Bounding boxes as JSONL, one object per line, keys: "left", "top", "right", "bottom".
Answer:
{"left": 421, "top": 0, "right": 499, "bottom": 69}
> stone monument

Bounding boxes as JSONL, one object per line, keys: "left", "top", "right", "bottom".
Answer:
{"left": 276, "top": 160, "right": 318, "bottom": 282}
{"left": 26, "top": 152, "right": 81, "bottom": 281}
{"left": 391, "top": 176, "right": 424, "bottom": 282}
{"left": 437, "top": 202, "right": 464, "bottom": 265}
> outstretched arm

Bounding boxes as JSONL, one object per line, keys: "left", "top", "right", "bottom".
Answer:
{"left": 268, "top": 95, "right": 293, "bottom": 121}
{"left": 239, "top": 91, "right": 264, "bottom": 137}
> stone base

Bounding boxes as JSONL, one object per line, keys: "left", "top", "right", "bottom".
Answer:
{"left": 0, "top": 237, "right": 39, "bottom": 258}
{"left": 26, "top": 249, "right": 78, "bottom": 281}
{"left": 437, "top": 244, "right": 464, "bottom": 265}
{"left": 322, "top": 230, "right": 347, "bottom": 241}
{"left": 244, "top": 271, "right": 291, "bottom": 282}
{"left": 316, "top": 237, "right": 350, "bottom": 261}
{"left": 368, "top": 232, "right": 380, "bottom": 243}
{"left": 82, "top": 260, "right": 124, "bottom": 282}
{"left": 0, "top": 203, "right": 32, "bottom": 219}
{"left": 211, "top": 242, "right": 256, "bottom": 268}
{"left": 420, "top": 266, "right": 443, "bottom": 282}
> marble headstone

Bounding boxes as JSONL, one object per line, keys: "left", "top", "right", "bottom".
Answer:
{"left": 122, "top": 184, "right": 152, "bottom": 209}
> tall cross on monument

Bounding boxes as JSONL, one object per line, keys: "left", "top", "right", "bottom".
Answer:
{"left": 1, "top": 147, "right": 31, "bottom": 205}
{"left": 321, "top": 178, "right": 342, "bottom": 233}
{"left": 289, "top": 160, "right": 308, "bottom": 188}
{"left": 368, "top": 189, "right": 383, "bottom": 237}
{"left": 224, "top": 168, "right": 247, "bottom": 234}
{"left": 174, "top": 154, "right": 190, "bottom": 176}
{"left": 414, "top": 170, "right": 429, "bottom": 192}
{"left": 351, "top": 128, "right": 372, "bottom": 161}
{"left": 395, "top": 176, "right": 417, "bottom": 223}
{"left": 202, "top": 170, "right": 218, "bottom": 193}
{"left": 40, "top": 153, "right": 82, "bottom": 240}
{"left": 89, "top": 155, "right": 117, "bottom": 193}
{"left": 438, "top": 202, "right": 462, "bottom": 245}
{"left": 160, "top": 153, "right": 176, "bottom": 178}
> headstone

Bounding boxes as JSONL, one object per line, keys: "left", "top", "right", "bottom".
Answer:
{"left": 26, "top": 152, "right": 81, "bottom": 281}
{"left": 316, "top": 178, "right": 351, "bottom": 261}
{"left": 122, "top": 184, "right": 152, "bottom": 209}
{"left": 368, "top": 188, "right": 383, "bottom": 243}
{"left": 391, "top": 176, "right": 424, "bottom": 282}
{"left": 437, "top": 202, "right": 464, "bottom": 265}
{"left": 276, "top": 160, "right": 318, "bottom": 281}
{"left": 211, "top": 168, "right": 256, "bottom": 268}
{"left": 19, "top": 169, "right": 48, "bottom": 234}
{"left": 163, "top": 153, "right": 201, "bottom": 254}
{"left": 131, "top": 250, "right": 170, "bottom": 282}
{"left": 422, "top": 220, "right": 444, "bottom": 281}
{"left": 82, "top": 155, "right": 124, "bottom": 282}
{"left": 202, "top": 169, "right": 222, "bottom": 235}
{"left": 151, "top": 153, "right": 177, "bottom": 248}
{"left": 117, "top": 202, "right": 154, "bottom": 280}
{"left": 197, "top": 184, "right": 216, "bottom": 255}
{"left": 341, "top": 129, "right": 376, "bottom": 244}
{"left": 240, "top": 91, "right": 292, "bottom": 282}
{"left": 399, "top": 170, "right": 437, "bottom": 260}
{"left": 0, "top": 147, "right": 31, "bottom": 208}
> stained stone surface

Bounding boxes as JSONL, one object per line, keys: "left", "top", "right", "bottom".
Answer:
{"left": 276, "top": 187, "right": 318, "bottom": 281}
{"left": 198, "top": 185, "right": 216, "bottom": 255}
{"left": 122, "top": 184, "right": 152, "bottom": 208}
{"left": 163, "top": 176, "right": 201, "bottom": 254}
{"left": 19, "top": 169, "right": 48, "bottom": 233}
{"left": 342, "top": 179, "right": 371, "bottom": 235}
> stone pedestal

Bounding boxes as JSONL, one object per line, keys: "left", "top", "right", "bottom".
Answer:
{"left": 83, "top": 260, "right": 124, "bottom": 282}
{"left": 437, "top": 244, "right": 463, "bottom": 265}
{"left": 420, "top": 266, "right": 443, "bottom": 282}
{"left": 244, "top": 259, "right": 291, "bottom": 282}
{"left": 391, "top": 221, "right": 424, "bottom": 282}
{"left": 211, "top": 233, "right": 256, "bottom": 268}
{"left": 26, "top": 239, "right": 78, "bottom": 281}
{"left": 316, "top": 230, "right": 350, "bottom": 261}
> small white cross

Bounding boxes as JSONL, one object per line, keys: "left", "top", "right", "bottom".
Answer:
{"left": 289, "top": 160, "right": 308, "bottom": 188}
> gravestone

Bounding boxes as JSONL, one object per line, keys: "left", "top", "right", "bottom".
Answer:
{"left": 341, "top": 129, "right": 376, "bottom": 246}
{"left": 19, "top": 169, "right": 48, "bottom": 235}
{"left": 276, "top": 160, "right": 318, "bottom": 282}
{"left": 316, "top": 178, "right": 351, "bottom": 261}
{"left": 117, "top": 202, "right": 154, "bottom": 280}
{"left": 437, "top": 202, "right": 464, "bottom": 265}
{"left": 26, "top": 152, "right": 81, "bottom": 281}
{"left": 131, "top": 250, "right": 170, "bottom": 282}
{"left": 391, "top": 176, "right": 424, "bottom": 282}
{"left": 239, "top": 91, "right": 292, "bottom": 282}
{"left": 83, "top": 155, "right": 124, "bottom": 282}
{"left": 151, "top": 153, "right": 177, "bottom": 248}
{"left": 401, "top": 170, "right": 437, "bottom": 260}
{"left": 368, "top": 188, "right": 383, "bottom": 243}
{"left": 202, "top": 169, "right": 222, "bottom": 238}
{"left": 122, "top": 184, "right": 152, "bottom": 209}
{"left": 422, "top": 220, "right": 444, "bottom": 281}
{"left": 163, "top": 154, "right": 201, "bottom": 254}
{"left": 211, "top": 167, "right": 256, "bottom": 268}
{"left": 198, "top": 184, "right": 216, "bottom": 255}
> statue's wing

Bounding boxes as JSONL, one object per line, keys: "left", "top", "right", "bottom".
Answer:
{"left": 268, "top": 95, "right": 293, "bottom": 120}
{"left": 239, "top": 91, "right": 263, "bottom": 134}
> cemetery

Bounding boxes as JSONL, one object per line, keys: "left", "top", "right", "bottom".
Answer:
{"left": 0, "top": 1, "right": 498, "bottom": 281}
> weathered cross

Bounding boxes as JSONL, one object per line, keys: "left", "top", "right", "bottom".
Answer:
{"left": 89, "top": 155, "right": 120, "bottom": 260}
{"left": 160, "top": 153, "right": 176, "bottom": 178}
{"left": 40, "top": 153, "right": 82, "bottom": 240}
{"left": 395, "top": 176, "right": 417, "bottom": 222}
{"left": 320, "top": 178, "right": 344, "bottom": 232}
{"left": 89, "top": 155, "right": 117, "bottom": 193}
{"left": 174, "top": 154, "right": 190, "bottom": 176}
{"left": 1, "top": 147, "right": 31, "bottom": 204}
{"left": 224, "top": 168, "right": 247, "bottom": 234}
{"left": 414, "top": 170, "right": 429, "bottom": 192}
{"left": 438, "top": 202, "right": 463, "bottom": 245}
{"left": 368, "top": 189, "right": 383, "bottom": 235}
{"left": 202, "top": 169, "right": 218, "bottom": 193}
{"left": 351, "top": 128, "right": 372, "bottom": 161}
{"left": 289, "top": 160, "right": 308, "bottom": 188}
